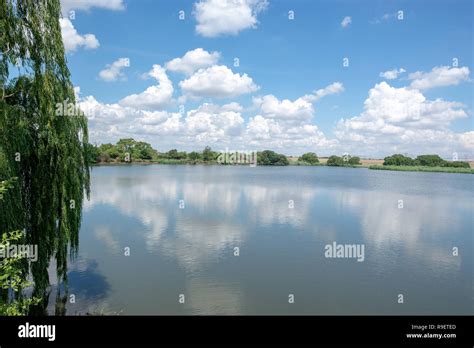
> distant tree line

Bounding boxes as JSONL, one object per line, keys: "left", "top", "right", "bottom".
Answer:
{"left": 86, "top": 144, "right": 470, "bottom": 169}
{"left": 87, "top": 140, "right": 292, "bottom": 166}
{"left": 383, "top": 154, "right": 470, "bottom": 168}
{"left": 87, "top": 142, "right": 383, "bottom": 168}
{"left": 87, "top": 140, "right": 221, "bottom": 164}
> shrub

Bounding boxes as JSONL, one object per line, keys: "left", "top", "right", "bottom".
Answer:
{"left": 415, "top": 154, "right": 446, "bottom": 167}
{"left": 299, "top": 152, "right": 319, "bottom": 165}
{"left": 202, "top": 146, "right": 216, "bottom": 162}
{"left": 326, "top": 155, "right": 345, "bottom": 166}
{"left": 383, "top": 154, "right": 415, "bottom": 166}
{"left": 188, "top": 151, "right": 201, "bottom": 161}
{"left": 348, "top": 156, "right": 361, "bottom": 165}
{"left": 443, "top": 161, "right": 470, "bottom": 168}
{"left": 257, "top": 150, "right": 289, "bottom": 166}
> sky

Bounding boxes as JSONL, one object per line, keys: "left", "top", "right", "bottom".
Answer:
{"left": 59, "top": 0, "right": 473, "bottom": 158}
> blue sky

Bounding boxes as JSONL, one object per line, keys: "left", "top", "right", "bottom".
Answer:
{"left": 60, "top": 0, "right": 473, "bottom": 158}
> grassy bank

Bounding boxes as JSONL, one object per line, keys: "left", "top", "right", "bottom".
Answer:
{"left": 369, "top": 165, "right": 474, "bottom": 174}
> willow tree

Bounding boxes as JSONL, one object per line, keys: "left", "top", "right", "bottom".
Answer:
{"left": 0, "top": 0, "right": 90, "bottom": 305}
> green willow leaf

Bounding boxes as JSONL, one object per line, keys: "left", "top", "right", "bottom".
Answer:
{"left": 0, "top": 0, "right": 90, "bottom": 309}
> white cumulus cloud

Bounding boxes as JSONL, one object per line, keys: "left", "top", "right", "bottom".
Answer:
{"left": 179, "top": 65, "right": 259, "bottom": 99}
{"left": 252, "top": 95, "right": 314, "bottom": 122}
{"left": 99, "top": 58, "right": 130, "bottom": 81}
{"left": 245, "top": 82, "right": 344, "bottom": 150}
{"left": 184, "top": 103, "right": 245, "bottom": 142}
{"left": 252, "top": 83, "right": 344, "bottom": 123}
{"left": 245, "top": 115, "right": 336, "bottom": 150}
{"left": 459, "top": 131, "right": 474, "bottom": 150}
{"left": 302, "top": 82, "right": 345, "bottom": 102}
{"left": 409, "top": 66, "right": 470, "bottom": 90}
{"left": 59, "top": 18, "right": 99, "bottom": 53}
{"left": 379, "top": 68, "right": 406, "bottom": 80}
{"left": 77, "top": 93, "right": 182, "bottom": 143}
{"left": 341, "top": 16, "right": 352, "bottom": 28}
{"left": 335, "top": 81, "right": 469, "bottom": 156}
{"left": 119, "top": 64, "right": 174, "bottom": 110}
{"left": 194, "top": 0, "right": 268, "bottom": 37}
{"left": 166, "top": 48, "right": 220, "bottom": 75}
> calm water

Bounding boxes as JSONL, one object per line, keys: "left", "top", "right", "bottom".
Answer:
{"left": 48, "top": 165, "right": 473, "bottom": 315}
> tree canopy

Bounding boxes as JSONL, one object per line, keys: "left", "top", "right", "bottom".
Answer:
{"left": 257, "top": 150, "right": 289, "bottom": 166}
{"left": 326, "top": 155, "right": 346, "bottom": 166}
{"left": 383, "top": 154, "right": 469, "bottom": 168}
{"left": 415, "top": 154, "right": 446, "bottom": 167}
{"left": 299, "top": 152, "right": 319, "bottom": 165}
{"left": 0, "top": 0, "right": 90, "bottom": 301}
{"left": 348, "top": 156, "right": 361, "bottom": 165}
{"left": 383, "top": 154, "right": 415, "bottom": 166}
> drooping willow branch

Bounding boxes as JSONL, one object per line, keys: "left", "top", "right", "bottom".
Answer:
{"left": 0, "top": 0, "right": 90, "bottom": 300}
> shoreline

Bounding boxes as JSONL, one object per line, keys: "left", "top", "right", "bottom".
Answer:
{"left": 91, "top": 161, "right": 474, "bottom": 174}
{"left": 368, "top": 165, "right": 474, "bottom": 174}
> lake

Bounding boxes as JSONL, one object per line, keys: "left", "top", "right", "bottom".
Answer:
{"left": 47, "top": 165, "right": 473, "bottom": 315}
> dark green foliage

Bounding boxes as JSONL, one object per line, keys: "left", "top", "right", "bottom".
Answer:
{"left": 415, "top": 154, "right": 445, "bottom": 167}
{"left": 90, "top": 139, "right": 158, "bottom": 162}
{"left": 326, "top": 155, "right": 345, "bottom": 166}
{"left": 299, "top": 152, "right": 319, "bottom": 165}
{"left": 188, "top": 151, "right": 201, "bottom": 161}
{"left": 0, "top": 229, "right": 42, "bottom": 315}
{"left": 0, "top": 0, "right": 90, "bottom": 299}
{"left": 97, "top": 143, "right": 120, "bottom": 160}
{"left": 166, "top": 149, "right": 178, "bottom": 159}
{"left": 325, "top": 155, "right": 361, "bottom": 166}
{"left": 443, "top": 161, "right": 470, "bottom": 168}
{"left": 257, "top": 150, "right": 289, "bottom": 166}
{"left": 85, "top": 143, "right": 100, "bottom": 164}
{"left": 166, "top": 149, "right": 186, "bottom": 160}
{"left": 202, "top": 146, "right": 218, "bottom": 162}
{"left": 383, "top": 154, "right": 469, "bottom": 168}
{"left": 116, "top": 138, "right": 135, "bottom": 152}
{"left": 116, "top": 138, "right": 135, "bottom": 161}
{"left": 133, "top": 141, "right": 155, "bottom": 160}
{"left": 370, "top": 165, "right": 473, "bottom": 174}
{"left": 348, "top": 156, "right": 361, "bottom": 165}
{"left": 383, "top": 154, "right": 415, "bottom": 166}
{"left": 0, "top": 180, "right": 42, "bottom": 315}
